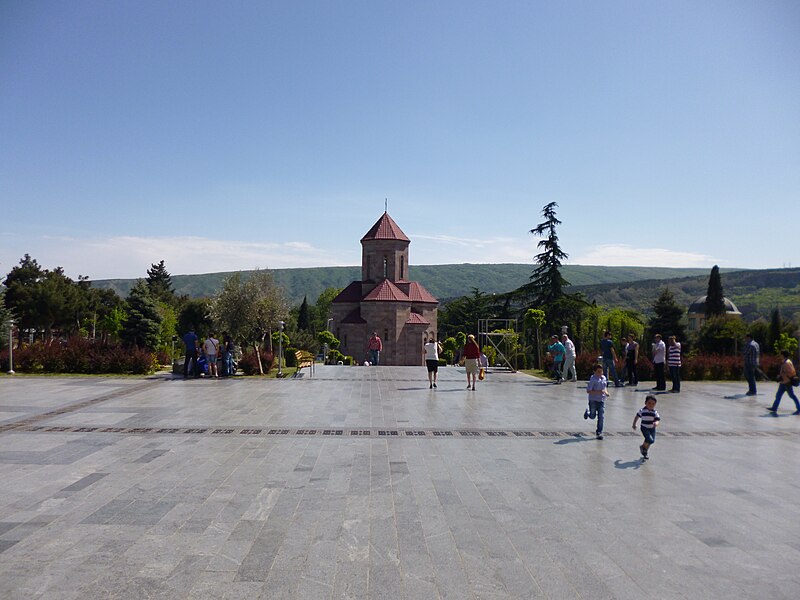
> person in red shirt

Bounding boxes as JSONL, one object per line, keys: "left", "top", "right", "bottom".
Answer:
{"left": 367, "top": 332, "right": 383, "bottom": 365}
{"left": 463, "top": 334, "right": 481, "bottom": 390}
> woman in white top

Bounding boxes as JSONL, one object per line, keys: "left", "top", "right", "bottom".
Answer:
{"left": 423, "top": 335, "right": 443, "bottom": 389}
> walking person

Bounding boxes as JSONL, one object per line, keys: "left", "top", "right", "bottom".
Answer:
{"left": 625, "top": 333, "right": 639, "bottom": 386}
{"left": 743, "top": 333, "right": 760, "bottom": 396}
{"left": 667, "top": 336, "right": 682, "bottom": 393}
{"left": 768, "top": 350, "right": 800, "bottom": 413}
{"left": 651, "top": 334, "right": 666, "bottom": 391}
{"left": 367, "top": 331, "right": 383, "bottom": 366}
{"left": 463, "top": 334, "right": 481, "bottom": 390}
{"left": 182, "top": 326, "right": 198, "bottom": 379}
{"left": 561, "top": 333, "right": 577, "bottom": 382}
{"left": 221, "top": 332, "right": 234, "bottom": 377}
{"left": 632, "top": 395, "right": 661, "bottom": 460}
{"left": 423, "top": 335, "right": 443, "bottom": 389}
{"left": 600, "top": 331, "right": 623, "bottom": 387}
{"left": 204, "top": 332, "right": 220, "bottom": 379}
{"left": 547, "top": 335, "right": 566, "bottom": 383}
{"left": 584, "top": 364, "right": 609, "bottom": 439}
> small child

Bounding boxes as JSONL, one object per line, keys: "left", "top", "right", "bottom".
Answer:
{"left": 584, "top": 364, "right": 609, "bottom": 439}
{"left": 632, "top": 394, "right": 661, "bottom": 460}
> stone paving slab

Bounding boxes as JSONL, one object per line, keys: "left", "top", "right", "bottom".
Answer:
{"left": 0, "top": 367, "right": 799, "bottom": 599}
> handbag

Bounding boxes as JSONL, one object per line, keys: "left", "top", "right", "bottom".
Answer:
{"left": 478, "top": 368, "right": 485, "bottom": 381}
{"left": 791, "top": 375, "right": 800, "bottom": 387}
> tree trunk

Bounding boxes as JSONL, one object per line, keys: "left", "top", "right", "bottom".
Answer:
{"left": 254, "top": 343, "right": 264, "bottom": 375}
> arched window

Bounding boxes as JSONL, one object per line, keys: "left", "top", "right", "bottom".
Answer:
{"left": 400, "top": 256, "right": 405, "bottom": 279}
{"left": 383, "top": 256, "right": 388, "bottom": 279}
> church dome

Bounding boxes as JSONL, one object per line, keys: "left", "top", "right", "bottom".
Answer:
{"left": 688, "top": 295, "right": 741, "bottom": 315}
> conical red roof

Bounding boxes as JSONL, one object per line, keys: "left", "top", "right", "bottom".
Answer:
{"left": 363, "top": 279, "right": 410, "bottom": 302}
{"left": 360, "top": 212, "right": 410, "bottom": 242}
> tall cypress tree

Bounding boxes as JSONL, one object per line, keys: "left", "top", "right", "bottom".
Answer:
{"left": 705, "top": 265, "right": 726, "bottom": 317}
{"left": 297, "top": 296, "right": 311, "bottom": 331}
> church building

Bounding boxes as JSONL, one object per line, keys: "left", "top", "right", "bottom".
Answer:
{"left": 330, "top": 212, "right": 438, "bottom": 365}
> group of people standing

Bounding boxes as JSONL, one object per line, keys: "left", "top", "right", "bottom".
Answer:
{"left": 182, "top": 327, "right": 235, "bottom": 379}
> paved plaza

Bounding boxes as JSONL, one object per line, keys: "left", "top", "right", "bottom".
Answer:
{"left": 1, "top": 366, "right": 799, "bottom": 599}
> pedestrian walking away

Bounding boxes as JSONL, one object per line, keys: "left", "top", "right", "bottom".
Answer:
{"left": 423, "top": 335, "right": 443, "bottom": 389}
{"left": 633, "top": 394, "right": 661, "bottom": 460}
{"left": 768, "top": 350, "right": 800, "bottom": 413}
{"left": 585, "top": 364, "right": 609, "bottom": 439}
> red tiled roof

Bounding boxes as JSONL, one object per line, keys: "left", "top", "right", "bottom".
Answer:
{"left": 331, "top": 281, "right": 363, "bottom": 303}
{"left": 341, "top": 308, "right": 367, "bottom": 324}
{"left": 407, "top": 282, "right": 438, "bottom": 304}
{"left": 360, "top": 212, "right": 410, "bottom": 242}
{"left": 406, "top": 312, "right": 430, "bottom": 325}
{"left": 363, "top": 279, "right": 410, "bottom": 302}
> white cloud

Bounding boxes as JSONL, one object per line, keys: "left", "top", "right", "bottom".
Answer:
{"left": 410, "top": 233, "right": 536, "bottom": 264}
{"left": 571, "top": 244, "right": 718, "bottom": 268}
{"left": 0, "top": 234, "right": 357, "bottom": 280}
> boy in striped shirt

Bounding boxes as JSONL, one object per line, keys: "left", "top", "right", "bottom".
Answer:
{"left": 632, "top": 395, "right": 660, "bottom": 460}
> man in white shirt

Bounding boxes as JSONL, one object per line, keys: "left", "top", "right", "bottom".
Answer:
{"left": 561, "top": 334, "right": 577, "bottom": 382}
{"left": 651, "top": 334, "right": 666, "bottom": 391}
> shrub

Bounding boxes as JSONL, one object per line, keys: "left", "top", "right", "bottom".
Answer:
{"left": 284, "top": 347, "right": 298, "bottom": 367}
{"left": 239, "top": 348, "right": 275, "bottom": 375}
{"left": 0, "top": 338, "right": 160, "bottom": 374}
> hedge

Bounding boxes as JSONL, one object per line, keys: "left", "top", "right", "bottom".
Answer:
{"left": 0, "top": 338, "right": 159, "bottom": 375}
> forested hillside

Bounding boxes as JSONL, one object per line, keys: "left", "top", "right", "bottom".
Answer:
{"left": 573, "top": 268, "right": 800, "bottom": 321}
{"left": 93, "top": 264, "right": 719, "bottom": 304}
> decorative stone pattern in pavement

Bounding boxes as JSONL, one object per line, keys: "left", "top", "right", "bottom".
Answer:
{"left": 0, "top": 367, "right": 799, "bottom": 599}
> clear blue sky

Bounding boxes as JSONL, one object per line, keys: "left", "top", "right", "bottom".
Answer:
{"left": 2, "top": 1, "right": 798, "bottom": 280}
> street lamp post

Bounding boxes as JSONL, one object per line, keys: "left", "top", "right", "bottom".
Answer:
{"left": 278, "top": 321, "right": 285, "bottom": 377}
{"left": 325, "top": 318, "right": 334, "bottom": 365}
{"left": 7, "top": 319, "right": 15, "bottom": 375}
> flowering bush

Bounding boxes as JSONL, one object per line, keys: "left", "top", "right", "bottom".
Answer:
{"left": 238, "top": 349, "right": 275, "bottom": 375}
{"left": 0, "top": 337, "right": 159, "bottom": 374}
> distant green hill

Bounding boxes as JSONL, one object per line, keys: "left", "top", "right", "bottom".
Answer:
{"left": 93, "top": 264, "right": 723, "bottom": 305}
{"left": 572, "top": 268, "right": 800, "bottom": 322}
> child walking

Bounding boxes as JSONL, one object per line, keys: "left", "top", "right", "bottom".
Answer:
{"left": 584, "top": 364, "right": 608, "bottom": 439}
{"left": 632, "top": 395, "right": 661, "bottom": 460}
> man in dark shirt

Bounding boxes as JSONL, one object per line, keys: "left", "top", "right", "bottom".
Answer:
{"left": 600, "top": 331, "right": 623, "bottom": 387}
{"left": 182, "top": 327, "right": 199, "bottom": 379}
{"left": 743, "top": 334, "right": 760, "bottom": 396}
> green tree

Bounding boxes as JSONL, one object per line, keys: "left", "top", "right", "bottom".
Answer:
{"left": 438, "top": 288, "right": 495, "bottom": 339}
{"left": 647, "top": 288, "right": 686, "bottom": 343}
{"left": 0, "top": 286, "right": 12, "bottom": 346}
{"left": 705, "top": 265, "right": 726, "bottom": 318}
{"left": 178, "top": 299, "right": 213, "bottom": 339}
{"left": 696, "top": 315, "right": 747, "bottom": 355}
{"left": 297, "top": 296, "right": 311, "bottom": 331}
{"left": 525, "top": 202, "right": 570, "bottom": 307}
{"left": 121, "top": 280, "right": 162, "bottom": 349}
{"left": 774, "top": 333, "right": 798, "bottom": 355}
{"left": 146, "top": 260, "right": 176, "bottom": 306}
{"left": 209, "top": 269, "right": 289, "bottom": 352}
{"left": 311, "top": 287, "right": 343, "bottom": 333}
{"left": 524, "top": 308, "right": 546, "bottom": 369}
{"left": 101, "top": 306, "right": 127, "bottom": 343}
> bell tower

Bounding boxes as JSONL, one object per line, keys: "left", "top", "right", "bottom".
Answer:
{"left": 360, "top": 212, "right": 410, "bottom": 283}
